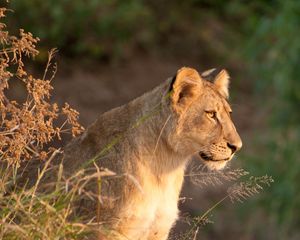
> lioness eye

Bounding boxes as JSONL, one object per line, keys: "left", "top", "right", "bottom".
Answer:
{"left": 206, "top": 111, "right": 216, "bottom": 119}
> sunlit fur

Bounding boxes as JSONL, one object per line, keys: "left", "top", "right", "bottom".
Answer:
{"left": 63, "top": 67, "right": 242, "bottom": 240}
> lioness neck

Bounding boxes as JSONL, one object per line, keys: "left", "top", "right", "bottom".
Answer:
{"left": 81, "top": 79, "right": 188, "bottom": 176}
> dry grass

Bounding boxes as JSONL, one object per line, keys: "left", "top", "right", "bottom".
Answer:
{"left": 173, "top": 164, "right": 273, "bottom": 239}
{"left": 0, "top": 7, "right": 97, "bottom": 239}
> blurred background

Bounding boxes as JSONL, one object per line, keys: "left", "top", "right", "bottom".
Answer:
{"left": 4, "top": 0, "right": 300, "bottom": 239}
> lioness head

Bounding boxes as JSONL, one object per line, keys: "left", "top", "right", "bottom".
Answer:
{"left": 169, "top": 67, "right": 242, "bottom": 170}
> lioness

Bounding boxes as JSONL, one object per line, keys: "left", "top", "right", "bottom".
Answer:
{"left": 63, "top": 67, "right": 242, "bottom": 239}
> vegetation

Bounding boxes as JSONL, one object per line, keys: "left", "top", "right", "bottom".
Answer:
{"left": 1, "top": 0, "right": 299, "bottom": 239}
{"left": 238, "top": 1, "right": 300, "bottom": 237}
{"left": 0, "top": 7, "right": 90, "bottom": 239}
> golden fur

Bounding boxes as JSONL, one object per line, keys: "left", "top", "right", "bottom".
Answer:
{"left": 63, "top": 67, "right": 242, "bottom": 239}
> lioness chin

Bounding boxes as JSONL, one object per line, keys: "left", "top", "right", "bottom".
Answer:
{"left": 63, "top": 67, "right": 242, "bottom": 240}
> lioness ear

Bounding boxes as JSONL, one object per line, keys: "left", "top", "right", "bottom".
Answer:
{"left": 171, "top": 67, "right": 202, "bottom": 114}
{"left": 214, "top": 69, "right": 230, "bottom": 98}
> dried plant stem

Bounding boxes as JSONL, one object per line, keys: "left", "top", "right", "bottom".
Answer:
{"left": 201, "top": 195, "right": 229, "bottom": 221}
{"left": 192, "top": 227, "right": 199, "bottom": 240}
{"left": 29, "top": 149, "right": 60, "bottom": 212}
{"left": 153, "top": 114, "right": 171, "bottom": 156}
{"left": 182, "top": 195, "right": 228, "bottom": 240}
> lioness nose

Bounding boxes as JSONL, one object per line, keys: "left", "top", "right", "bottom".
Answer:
{"left": 227, "top": 141, "right": 242, "bottom": 154}
{"left": 227, "top": 143, "right": 237, "bottom": 153}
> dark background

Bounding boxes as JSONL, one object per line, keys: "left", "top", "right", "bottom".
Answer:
{"left": 5, "top": 0, "right": 300, "bottom": 239}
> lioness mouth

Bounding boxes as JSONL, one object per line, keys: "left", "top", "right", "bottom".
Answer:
{"left": 199, "top": 152, "right": 230, "bottom": 162}
{"left": 199, "top": 152, "right": 213, "bottom": 161}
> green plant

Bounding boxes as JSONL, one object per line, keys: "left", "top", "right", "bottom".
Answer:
{"left": 8, "top": 0, "right": 152, "bottom": 59}
{"left": 228, "top": 1, "right": 300, "bottom": 237}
